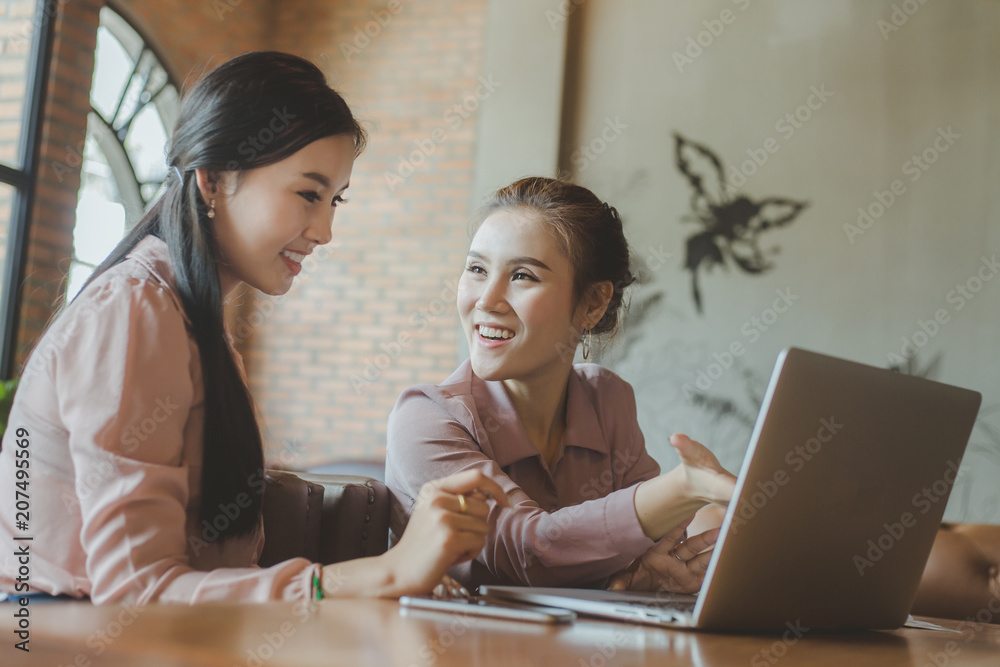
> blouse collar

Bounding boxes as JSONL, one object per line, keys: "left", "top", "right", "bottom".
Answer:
{"left": 467, "top": 361, "right": 609, "bottom": 468}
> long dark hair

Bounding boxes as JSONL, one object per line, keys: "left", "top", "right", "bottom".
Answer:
{"left": 80, "top": 52, "right": 367, "bottom": 539}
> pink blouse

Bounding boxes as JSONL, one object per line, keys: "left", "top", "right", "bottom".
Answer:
{"left": 0, "top": 236, "right": 318, "bottom": 604}
{"left": 385, "top": 361, "right": 661, "bottom": 588}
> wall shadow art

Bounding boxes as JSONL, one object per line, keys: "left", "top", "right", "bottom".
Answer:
{"left": 673, "top": 132, "right": 809, "bottom": 314}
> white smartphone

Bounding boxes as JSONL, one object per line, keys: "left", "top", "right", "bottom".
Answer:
{"left": 398, "top": 596, "right": 576, "bottom": 624}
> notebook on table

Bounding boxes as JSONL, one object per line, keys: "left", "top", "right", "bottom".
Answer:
{"left": 482, "top": 347, "right": 981, "bottom": 630}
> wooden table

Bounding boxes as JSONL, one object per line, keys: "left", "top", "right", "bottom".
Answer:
{"left": 6, "top": 598, "right": 1000, "bottom": 666}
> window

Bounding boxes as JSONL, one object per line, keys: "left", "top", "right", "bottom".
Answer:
{"left": 66, "top": 7, "right": 178, "bottom": 299}
{"left": 0, "top": 0, "right": 56, "bottom": 378}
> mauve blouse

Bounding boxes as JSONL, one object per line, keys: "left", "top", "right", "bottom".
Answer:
{"left": 385, "top": 360, "right": 661, "bottom": 588}
{"left": 0, "top": 236, "right": 318, "bottom": 604}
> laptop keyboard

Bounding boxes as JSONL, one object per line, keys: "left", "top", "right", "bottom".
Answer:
{"left": 599, "top": 592, "right": 697, "bottom": 612}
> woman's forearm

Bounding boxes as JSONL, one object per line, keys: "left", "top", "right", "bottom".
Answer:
{"left": 319, "top": 552, "right": 407, "bottom": 599}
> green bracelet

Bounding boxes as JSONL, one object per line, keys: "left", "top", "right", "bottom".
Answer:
{"left": 312, "top": 570, "right": 325, "bottom": 601}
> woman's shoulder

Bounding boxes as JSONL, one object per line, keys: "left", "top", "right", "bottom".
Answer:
{"left": 71, "top": 237, "right": 186, "bottom": 324}
{"left": 23, "top": 239, "right": 190, "bottom": 380}
{"left": 15, "top": 240, "right": 197, "bottom": 434}
{"left": 92, "top": 236, "right": 178, "bottom": 295}
{"left": 397, "top": 360, "right": 475, "bottom": 402}
{"left": 389, "top": 361, "right": 478, "bottom": 428}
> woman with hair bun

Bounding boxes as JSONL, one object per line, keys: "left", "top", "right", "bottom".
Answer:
{"left": 0, "top": 51, "right": 506, "bottom": 605}
{"left": 386, "top": 177, "right": 735, "bottom": 591}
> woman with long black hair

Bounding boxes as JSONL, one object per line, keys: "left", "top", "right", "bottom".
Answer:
{"left": 0, "top": 51, "right": 505, "bottom": 604}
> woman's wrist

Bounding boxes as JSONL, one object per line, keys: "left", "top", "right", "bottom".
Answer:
{"left": 318, "top": 552, "right": 403, "bottom": 599}
{"left": 634, "top": 468, "right": 707, "bottom": 540}
{"left": 369, "top": 550, "right": 405, "bottom": 598}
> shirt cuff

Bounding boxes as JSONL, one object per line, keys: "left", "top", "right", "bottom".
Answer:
{"left": 282, "top": 561, "right": 322, "bottom": 602}
{"left": 603, "top": 484, "right": 656, "bottom": 556}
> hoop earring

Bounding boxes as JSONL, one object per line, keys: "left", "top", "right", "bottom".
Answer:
{"left": 582, "top": 328, "right": 592, "bottom": 361}
{"left": 207, "top": 198, "right": 216, "bottom": 219}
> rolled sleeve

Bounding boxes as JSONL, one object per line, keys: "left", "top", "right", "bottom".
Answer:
{"left": 603, "top": 484, "right": 656, "bottom": 555}
{"left": 387, "top": 387, "right": 656, "bottom": 588}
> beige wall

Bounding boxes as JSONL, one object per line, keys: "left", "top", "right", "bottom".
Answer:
{"left": 550, "top": 0, "right": 1000, "bottom": 523}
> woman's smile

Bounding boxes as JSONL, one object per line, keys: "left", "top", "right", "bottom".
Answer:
{"left": 280, "top": 248, "right": 306, "bottom": 276}
{"left": 475, "top": 323, "right": 517, "bottom": 349}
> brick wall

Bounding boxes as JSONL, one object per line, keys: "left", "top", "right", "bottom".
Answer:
{"left": 11, "top": 0, "right": 488, "bottom": 468}
{"left": 14, "top": 0, "right": 271, "bottom": 367}
{"left": 15, "top": 0, "right": 102, "bottom": 366}
{"left": 113, "top": 0, "right": 272, "bottom": 83}
{"left": 251, "top": 0, "right": 488, "bottom": 467}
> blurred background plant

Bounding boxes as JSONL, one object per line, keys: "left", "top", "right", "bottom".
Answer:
{"left": 0, "top": 378, "right": 19, "bottom": 437}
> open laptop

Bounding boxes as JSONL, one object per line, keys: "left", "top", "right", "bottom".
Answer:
{"left": 482, "top": 347, "right": 982, "bottom": 630}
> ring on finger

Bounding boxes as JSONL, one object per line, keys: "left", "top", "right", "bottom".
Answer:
{"left": 457, "top": 493, "right": 468, "bottom": 514}
{"left": 672, "top": 548, "right": 685, "bottom": 563}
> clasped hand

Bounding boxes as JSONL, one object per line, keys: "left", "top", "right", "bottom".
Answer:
{"left": 608, "top": 515, "right": 720, "bottom": 594}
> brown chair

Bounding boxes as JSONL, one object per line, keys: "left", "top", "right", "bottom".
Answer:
{"left": 258, "top": 470, "right": 390, "bottom": 567}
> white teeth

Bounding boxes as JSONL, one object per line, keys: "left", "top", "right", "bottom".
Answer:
{"left": 478, "top": 326, "right": 514, "bottom": 340}
{"left": 281, "top": 249, "right": 305, "bottom": 263}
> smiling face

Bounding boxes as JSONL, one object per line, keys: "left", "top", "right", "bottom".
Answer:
{"left": 206, "top": 134, "right": 356, "bottom": 296}
{"left": 458, "top": 209, "right": 594, "bottom": 384}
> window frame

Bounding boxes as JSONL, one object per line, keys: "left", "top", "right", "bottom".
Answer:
{"left": 0, "top": 3, "right": 57, "bottom": 380}
{"left": 86, "top": 7, "right": 179, "bottom": 224}
{"left": 64, "top": 7, "right": 179, "bottom": 300}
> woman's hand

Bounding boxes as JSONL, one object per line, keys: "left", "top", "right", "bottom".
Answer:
{"left": 670, "top": 433, "right": 737, "bottom": 507}
{"left": 382, "top": 469, "right": 509, "bottom": 597}
{"left": 634, "top": 434, "right": 735, "bottom": 541}
{"left": 431, "top": 574, "right": 470, "bottom": 599}
{"left": 608, "top": 516, "right": 720, "bottom": 594}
